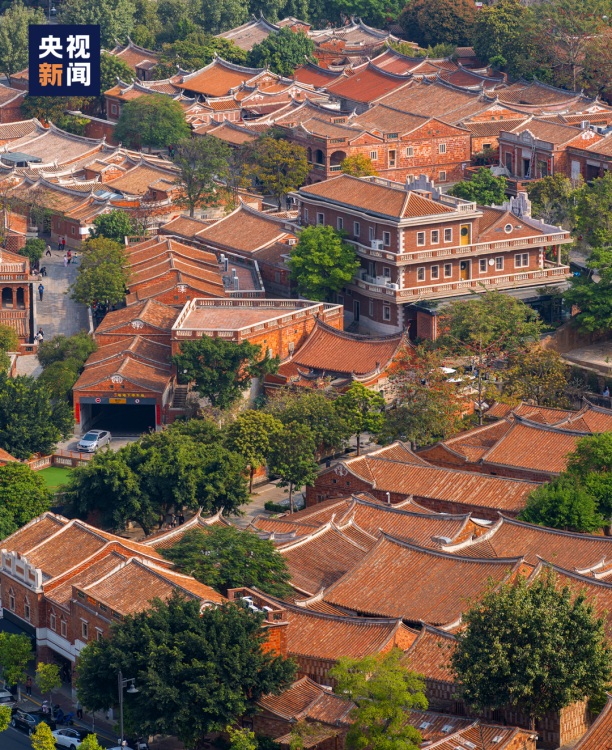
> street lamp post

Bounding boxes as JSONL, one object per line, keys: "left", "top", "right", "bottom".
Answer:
{"left": 118, "top": 670, "right": 139, "bottom": 747}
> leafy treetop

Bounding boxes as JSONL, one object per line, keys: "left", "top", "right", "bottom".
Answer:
{"left": 448, "top": 167, "right": 507, "bottom": 206}
{"left": 173, "top": 136, "right": 231, "bottom": 217}
{"left": 247, "top": 28, "right": 316, "bottom": 76}
{"left": 268, "top": 421, "right": 319, "bottom": 513}
{"left": 564, "top": 248, "right": 612, "bottom": 333}
{"left": 399, "top": 0, "right": 476, "bottom": 47}
{"left": 519, "top": 477, "right": 604, "bottom": 533}
{"left": 115, "top": 95, "right": 190, "bottom": 151}
{"left": 245, "top": 134, "right": 309, "bottom": 207}
{"left": 225, "top": 410, "right": 283, "bottom": 492}
{"left": 341, "top": 154, "right": 377, "bottom": 177}
{"left": 0, "top": 463, "right": 51, "bottom": 540}
{"left": 70, "top": 237, "right": 129, "bottom": 307}
{"left": 91, "top": 210, "right": 139, "bottom": 243}
{"left": 0, "top": 1, "right": 45, "bottom": 78}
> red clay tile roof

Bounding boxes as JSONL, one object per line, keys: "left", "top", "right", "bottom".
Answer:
{"left": 293, "top": 62, "right": 345, "bottom": 87}
{"left": 160, "top": 215, "right": 212, "bottom": 238}
{"left": 111, "top": 42, "right": 159, "bottom": 71}
{"left": 448, "top": 516, "right": 612, "bottom": 569}
{"left": 298, "top": 174, "right": 455, "bottom": 220}
{"left": 257, "top": 677, "right": 354, "bottom": 724}
{"left": 45, "top": 551, "right": 128, "bottom": 607}
{"left": 402, "top": 624, "right": 457, "bottom": 682}
{"left": 353, "top": 104, "right": 431, "bottom": 135}
{"left": 323, "top": 534, "right": 523, "bottom": 624}
{"left": 83, "top": 336, "right": 170, "bottom": 369}
{"left": 290, "top": 320, "right": 403, "bottom": 376}
{"left": 266, "top": 595, "right": 417, "bottom": 660}
{"left": 95, "top": 299, "right": 178, "bottom": 333}
{"left": 1, "top": 513, "right": 69, "bottom": 555}
{"left": 279, "top": 523, "right": 374, "bottom": 596}
{"left": 178, "top": 59, "right": 266, "bottom": 97}
{"left": 24, "top": 522, "right": 113, "bottom": 579}
{"left": 405, "top": 711, "right": 473, "bottom": 744}
{"left": 326, "top": 63, "right": 410, "bottom": 104}
{"left": 0, "top": 447, "right": 17, "bottom": 462}
{"left": 143, "top": 511, "right": 230, "bottom": 549}
{"left": 73, "top": 354, "right": 172, "bottom": 393}
{"left": 375, "top": 80, "right": 478, "bottom": 118}
{"left": 427, "top": 724, "right": 534, "bottom": 749}
{"left": 574, "top": 693, "right": 612, "bottom": 749}
{"left": 196, "top": 203, "right": 293, "bottom": 254}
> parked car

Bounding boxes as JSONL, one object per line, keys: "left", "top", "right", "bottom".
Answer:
{"left": 10, "top": 708, "right": 56, "bottom": 735}
{"left": 0, "top": 688, "right": 16, "bottom": 709}
{"left": 77, "top": 429, "right": 112, "bottom": 452}
{"left": 52, "top": 727, "right": 88, "bottom": 748}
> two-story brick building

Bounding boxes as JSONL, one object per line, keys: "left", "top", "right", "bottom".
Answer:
{"left": 292, "top": 174, "right": 572, "bottom": 337}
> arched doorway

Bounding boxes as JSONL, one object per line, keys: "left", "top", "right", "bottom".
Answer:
{"left": 330, "top": 150, "right": 347, "bottom": 171}
{"left": 16, "top": 288, "right": 25, "bottom": 308}
{"left": 1, "top": 288, "right": 12, "bottom": 308}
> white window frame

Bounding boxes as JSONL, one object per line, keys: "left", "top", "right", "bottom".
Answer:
{"left": 406, "top": 146, "right": 414, "bottom": 157}
{"left": 81, "top": 620, "right": 89, "bottom": 640}
{"left": 383, "top": 306, "right": 391, "bottom": 321}
{"left": 383, "top": 266, "right": 391, "bottom": 278}
{"left": 60, "top": 620, "right": 67, "bottom": 638}
{"left": 368, "top": 299, "right": 374, "bottom": 317}
{"left": 50, "top": 612, "right": 57, "bottom": 632}
{"left": 417, "top": 267, "right": 425, "bottom": 281}
{"left": 8, "top": 589, "right": 15, "bottom": 612}
{"left": 479, "top": 258, "right": 487, "bottom": 273}
{"left": 388, "top": 149, "right": 396, "bottom": 167}
{"left": 353, "top": 221, "right": 360, "bottom": 237}
{"left": 337, "top": 217, "right": 344, "bottom": 231}
{"left": 368, "top": 227, "right": 374, "bottom": 242}
{"left": 514, "top": 253, "right": 529, "bottom": 268}
{"left": 438, "top": 143, "right": 447, "bottom": 154}
{"left": 383, "top": 231, "right": 391, "bottom": 247}
{"left": 431, "top": 229, "right": 439, "bottom": 244}
{"left": 24, "top": 598, "right": 30, "bottom": 622}
{"left": 444, "top": 262, "right": 452, "bottom": 278}
{"left": 316, "top": 212, "right": 324, "bottom": 226}
{"left": 303, "top": 208, "right": 309, "bottom": 222}
{"left": 370, "top": 151, "right": 378, "bottom": 161}
{"left": 416, "top": 231, "right": 425, "bottom": 246}
{"left": 495, "top": 256, "right": 504, "bottom": 270}
{"left": 439, "top": 170, "right": 447, "bottom": 182}
{"left": 444, "top": 228, "right": 452, "bottom": 243}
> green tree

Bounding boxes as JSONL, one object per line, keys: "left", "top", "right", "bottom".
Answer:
{"left": 472, "top": 0, "right": 538, "bottom": 78}
{"left": 65, "top": 428, "right": 248, "bottom": 533}
{"left": 564, "top": 247, "right": 612, "bottom": 333}
{"left": 20, "top": 95, "right": 87, "bottom": 126}
{"left": 503, "top": 347, "right": 569, "bottom": 407}
{"left": 265, "top": 390, "right": 352, "bottom": 458}
{"left": 247, "top": 28, "right": 315, "bottom": 76}
{"left": 79, "top": 736, "right": 104, "bottom": 750}
{"left": 335, "top": 382, "right": 385, "bottom": 456}
{"left": 573, "top": 172, "right": 612, "bottom": 250}
{"left": 173, "top": 336, "right": 277, "bottom": 409}
{"left": 0, "top": 632, "right": 32, "bottom": 688}
{"left": 341, "top": 154, "right": 377, "bottom": 177}
{"left": 0, "top": 324, "right": 18, "bottom": 373}
{"left": 173, "top": 136, "right": 231, "bottom": 217}
{"left": 70, "top": 237, "right": 129, "bottom": 307}
{"left": 38, "top": 332, "right": 97, "bottom": 370}
{"left": 38, "top": 359, "right": 82, "bottom": 403}
{"left": 448, "top": 167, "right": 507, "bottom": 206}
{"left": 0, "top": 463, "right": 51, "bottom": 539}
{"left": 379, "top": 344, "right": 463, "bottom": 447}
{"left": 115, "top": 95, "right": 190, "bottom": 151}
{"left": 31, "top": 722, "right": 56, "bottom": 750}
{"left": 519, "top": 477, "right": 604, "bottom": 532}
{"left": 77, "top": 595, "right": 296, "bottom": 747}
{"left": 227, "top": 725, "right": 257, "bottom": 750}
{"left": 526, "top": 173, "right": 577, "bottom": 228}
{"left": 58, "top": 0, "right": 136, "bottom": 47}
{"left": 0, "top": 705, "right": 11, "bottom": 733}
{"left": 0, "top": 374, "right": 73, "bottom": 459}
{"left": 452, "top": 569, "right": 612, "bottom": 729}
{"left": 0, "top": 1, "right": 44, "bottom": 78}
{"left": 225, "top": 410, "right": 283, "bottom": 492}
{"left": 246, "top": 135, "right": 309, "bottom": 208}
{"left": 330, "top": 649, "right": 427, "bottom": 750}
{"left": 100, "top": 51, "right": 135, "bottom": 93}
{"left": 155, "top": 33, "right": 246, "bottom": 78}
{"left": 163, "top": 526, "right": 293, "bottom": 596}
{"left": 438, "top": 290, "right": 542, "bottom": 423}
{"left": 566, "top": 433, "right": 612, "bottom": 525}
{"left": 35, "top": 662, "right": 61, "bottom": 706}
{"left": 288, "top": 226, "right": 360, "bottom": 302}
{"left": 19, "top": 238, "right": 45, "bottom": 265}
{"left": 268, "top": 422, "right": 318, "bottom": 513}
{"left": 399, "top": 0, "right": 476, "bottom": 47}
{"left": 91, "top": 209, "right": 138, "bottom": 243}
{"left": 198, "top": 0, "right": 249, "bottom": 35}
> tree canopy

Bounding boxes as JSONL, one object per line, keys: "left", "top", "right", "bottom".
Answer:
{"left": 100, "top": 52, "right": 135, "bottom": 95}
{"left": 173, "top": 136, "right": 231, "bottom": 217}
{"left": 0, "top": 324, "right": 18, "bottom": 373}
{"left": 288, "top": 225, "right": 360, "bottom": 302}
{"left": 77, "top": 594, "right": 296, "bottom": 747}
{"left": 0, "top": 463, "right": 51, "bottom": 540}
{"left": 19, "top": 238, "right": 45, "bottom": 265}
{"left": 472, "top": 0, "right": 537, "bottom": 78}
{"left": 566, "top": 433, "right": 612, "bottom": 525}
{"left": 526, "top": 173, "right": 577, "bottom": 228}
{"left": 0, "top": 1, "right": 45, "bottom": 78}
{"left": 335, "top": 382, "right": 385, "bottom": 456}
{"left": 0, "top": 632, "right": 32, "bottom": 687}
{"left": 163, "top": 525, "right": 293, "bottom": 597}
{"left": 37, "top": 332, "right": 97, "bottom": 370}
{"left": 519, "top": 477, "right": 604, "bottom": 532}
{"left": 503, "top": 347, "right": 569, "bottom": 407}
{"left": 247, "top": 28, "right": 316, "bottom": 76}
{"left": 225, "top": 410, "right": 283, "bottom": 491}
{"left": 31, "top": 722, "right": 56, "bottom": 750}
{"left": 115, "top": 95, "right": 190, "bottom": 151}
{"left": 452, "top": 569, "right": 612, "bottom": 727}
{"left": 246, "top": 135, "right": 309, "bottom": 207}
{"left": 399, "top": 0, "right": 476, "bottom": 47}
{"left": 564, "top": 247, "right": 612, "bottom": 333}
{"left": 573, "top": 172, "right": 612, "bottom": 250}
{"left": 173, "top": 336, "right": 277, "bottom": 409}
{"left": 91, "top": 210, "right": 139, "bottom": 243}
{"left": 341, "top": 154, "right": 377, "bottom": 177}
{"left": 268, "top": 421, "right": 319, "bottom": 513}
{"left": 330, "top": 649, "right": 427, "bottom": 750}
{"left": 58, "top": 0, "right": 136, "bottom": 47}
{"left": 155, "top": 33, "right": 246, "bottom": 78}
{"left": 70, "top": 237, "right": 129, "bottom": 307}
{"left": 448, "top": 168, "right": 507, "bottom": 206}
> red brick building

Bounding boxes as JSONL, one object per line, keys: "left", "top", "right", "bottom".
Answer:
{"left": 293, "top": 174, "right": 571, "bottom": 336}
{"left": 0, "top": 245, "right": 32, "bottom": 344}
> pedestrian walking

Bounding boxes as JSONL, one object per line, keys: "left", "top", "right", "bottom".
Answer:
{"left": 61, "top": 237, "right": 66, "bottom": 251}
{"left": 45, "top": 244, "right": 51, "bottom": 256}
{"left": 35, "top": 328, "right": 44, "bottom": 342}
{"left": 63, "top": 254, "right": 68, "bottom": 268}
{"left": 57, "top": 237, "right": 62, "bottom": 252}
{"left": 76, "top": 700, "right": 83, "bottom": 719}
{"left": 38, "top": 283, "right": 44, "bottom": 301}
{"left": 25, "top": 676, "right": 32, "bottom": 697}
{"left": 178, "top": 513, "right": 185, "bottom": 525}
{"left": 67, "top": 250, "right": 72, "bottom": 264}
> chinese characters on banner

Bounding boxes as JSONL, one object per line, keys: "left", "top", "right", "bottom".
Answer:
{"left": 29, "top": 25, "right": 100, "bottom": 97}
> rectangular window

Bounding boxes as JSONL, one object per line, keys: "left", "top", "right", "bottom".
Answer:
{"left": 444, "top": 228, "right": 452, "bottom": 243}
{"left": 431, "top": 265, "right": 439, "bottom": 280}
{"left": 383, "top": 231, "right": 391, "bottom": 246}
{"left": 383, "top": 267, "right": 391, "bottom": 278}
{"left": 483, "top": 143, "right": 491, "bottom": 150}
{"left": 370, "top": 151, "right": 378, "bottom": 161}
{"left": 439, "top": 143, "right": 447, "bottom": 154}
{"left": 417, "top": 267, "right": 425, "bottom": 281}
{"left": 406, "top": 146, "right": 414, "bottom": 157}
{"left": 316, "top": 212, "right": 324, "bottom": 226}
{"left": 368, "top": 227, "right": 374, "bottom": 241}
{"left": 81, "top": 621, "right": 89, "bottom": 640}
{"left": 24, "top": 602, "right": 30, "bottom": 622}
{"left": 303, "top": 208, "right": 308, "bottom": 223}
{"left": 439, "top": 170, "right": 447, "bottom": 182}
{"left": 389, "top": 150, "right": 396, "bottom": 168}
{"left": 444, "top": 262, "right": 452, "bottom": 277}
{"left": 50, "top": 613, "right": 56, "bottom": 632}
{"left": 337, "top": 217, "right": 343, "bottom": 231}
{"left": 479, "top": 258, "right": 487, "bottom": 273}
{"left": 368, "top": 299, "right": 374, "bottom": 317}
{"left": 383, "top": 306, "right": 391, "bottom": 321}
{"left": 353, "top": 221, "right": 360, "bottom": 237}
{"left": 96, "top": 629, "right": 103, "bottom": 642}
{"left": 496, "top": 256, "right": 504, "bottom": 270}
{"left": 60, "top": 620, "right": 67, "bottom": 638}
{"left": 110, "top": 103, "right": 118, "bottom": 115}
{"left": 431, "top": 229, "right": 439, "bottom": 244}
{"left": 9, "top": 593, "right": 15, "bottom": 612}
{"left": 417, "top": 231, "right": 425, "bottom": 246}
{"left": 71, "top": 226, "right": 75, "bottom": 235}
{"left": 514, "top": 253, "right": 529, "bottom": 268}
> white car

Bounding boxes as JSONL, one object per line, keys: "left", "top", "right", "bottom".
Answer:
{"left": 77, "top": 429, "right": 112, "bottom": 452}
{"left": 52, "top": 727, "right": 87, "bottom": 749}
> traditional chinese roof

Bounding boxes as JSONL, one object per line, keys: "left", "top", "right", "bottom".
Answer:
{"left": 144, "top": 510, "right": 231, "bottom": 549}
{"left": 159, "top": 215, "right": 213, "bottom": 238}
{"left": 293, "top": 61, "right": 345, "bottom": 87}
{"left": 104, "top": 161, "right": 179, "bottom": 197}
{"left": 109, "top": 40, "right": 160, "bottom": 71}
{"left": 177, "top": 58, "right": 269, "bottom": 97}
{"left": 326, "top": 62, "right": 411, "bottom": 104}
{"left": 257, "top": 677, "right": 354, "bottom": 724}
{"left": 574, "top": 693, "right": 612, "bottom": 749}
{"left": 503, "top": 117, "right": 600, "bottom": 147}
{"left": 322, "top": 534, "right": 523, "bottom": 624}
{"left": 82, "top": 336, "right": 170, "bottom": 370}
{"left": 95, "top": 299, "right": 179, "bottom": 334}
{"left": 73, "top": 354, "right": 172, "bottom": 393}
{"left": 216, "top": 15, "right": 281, "bottom": 51}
